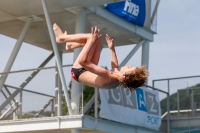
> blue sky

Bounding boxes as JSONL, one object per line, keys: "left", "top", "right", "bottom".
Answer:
{"left": 0, "top": 0, "right": 200, "bottom": 93}
{"left": 150, "top": 0, "right": 200, "bottom": 82}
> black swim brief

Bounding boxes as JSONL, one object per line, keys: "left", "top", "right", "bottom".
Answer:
{"left": 71, "top": 68, "right": 87, "bottom": 82}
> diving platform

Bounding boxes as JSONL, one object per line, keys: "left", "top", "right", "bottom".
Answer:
{"left": 0, "top": 0, "right": 155, "bottom": 53}
{"left": 161, "top": 117, "right": 200, "bottom": 133}
{"left": 0, "top": 0, "right": 162, "bottom": 133}
{"left": 0, "top": 115, "right": 163, "bottom": 133}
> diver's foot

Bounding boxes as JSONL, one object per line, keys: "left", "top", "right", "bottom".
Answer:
{"left": 53, "top": 23, "right": 64, "bottom": 43}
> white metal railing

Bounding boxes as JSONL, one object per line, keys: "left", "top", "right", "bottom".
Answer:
{"left": 0, "top": 65, "right": 72, "bottom": 120}
{"left": 162, "top": 109, "right": 200, "bottom": 119}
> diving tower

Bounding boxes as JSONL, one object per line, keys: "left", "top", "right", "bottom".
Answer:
{"left": 0, "top": 0, "right": 163, "bottom": 133}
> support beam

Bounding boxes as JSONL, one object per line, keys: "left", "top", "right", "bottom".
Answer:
{"left": 19, "top": 90, "right": 22, "bottom": 119}
{"left": 70, "top": 8, "right": 86, "bottom": 133}
{"left": 141, "top": 41, "right": 150, "bottom": 69}
{"left": 1, "top": 89, "right": 13, "bottom": 107}
{"left": 6, "top": 103, "right": 19, "bottom": 120}
{"left": 151, "top": 0, "right": 160, "bottom": 23}
{"left": 0, "top": 17, "right": 33, "bottom": 92}
{"left": 177, "top": 90, "right": 180, "bottom": 118}
{"left": 191, "top": 89, "right": 194, "bottom": 117}
{"left": 119, "top": 40, "right": 146, "bottom": 68}
{"left": 144, "top": 0, "right": 151, "bottom": 28}
{"left": 87, "top": 7, "right": 154, "bottom": 41}
{"left": 4, "top": 86, "right": 18, "bottom": 118}
{"left": 71, "top": 8, "right": 86, "bottom": 115}
{"left": 55, "top": 52, "right": 62, "bottom": 116}
{"left": 0, "top": 102, "right": 18, "bottom": 120}
{"left": 51, "top": 99, "right": 55, "bottom": 117}
{"left": 0, "top": 53, "right": 54, "bottom": 112}
{"left": 34, "top": 99, "right": 53, "bottom": 118}
{"left": 141, "top": 41, "right": 150, "bottom": 83}
{"left": 167, "top": 80, "right": 171, "bottom": 133}
{"left": 41, "top": 0, "right": 72, "bottom": 115}
{"left": 95, "top": 88, "right": 98, "bottom": 118}
{"left": 80, "top": 94, "right": 95, "bottom": 114}
{"left": 5, "top": 84, "right": 55, "bottom": 98}
{"left": 4, "top": 86, "right": 17, "bottom": 106}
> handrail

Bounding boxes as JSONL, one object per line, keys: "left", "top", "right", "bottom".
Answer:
{"left": 153, "top": 75, "right": 200, "bottom": 82}
{"left": 0, "top": 101, "right": 19, "bottom": 120}
{"left": 0, "top": 64, "right": 73, "bottom": 75}
{"left": 34, "top": 99, "right": 54, "bottom": 118}
{"left": 4, "top": 85, "right": 55, "bottom": 98}
{"left": 145, "top": 85, "right": 168, "bottom": 94}
{"left": 161, "top": 109, "right": 200, "bottom": 118}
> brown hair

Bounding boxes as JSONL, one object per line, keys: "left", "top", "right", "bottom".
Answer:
{"left": 120, "top": 66, "right": 149, "bottom": 91}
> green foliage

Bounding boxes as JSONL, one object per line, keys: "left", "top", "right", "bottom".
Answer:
{"left": 62, "top": 96, "right": 68, "bottom": 115}
{"left": 160, "top": 83, "right": 200, "bottom": 115}
{"left": 83, "top": 85, "right": 94, "bottom": 104}
{"left": 62, "top": 89, "right": 71, "bottom": 115}
{"left": 83, "top": 86, "right": 101, "bottom": 117}
{"left": 62, "top": 81, "right": 100, "bottom": 116}
{"left": 22, "top": 112, "right": 35, "bottom": 119}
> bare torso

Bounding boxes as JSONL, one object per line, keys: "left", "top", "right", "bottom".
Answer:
{"left": 78, "top": 70, "right": 120, "bottom": 89}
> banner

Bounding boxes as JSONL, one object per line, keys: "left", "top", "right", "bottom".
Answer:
{"left": 99, "top": 87, "right": 161, "bottom": 130}
{"left": 104, "top": 0, "right": 146, "bottom": 27}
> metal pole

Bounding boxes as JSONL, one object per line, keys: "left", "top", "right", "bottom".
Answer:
{"left": 71, "top": 8, "right": 86, "bottom": 133}
{"left": 81, "top": 84, "right": 84, "bottom": 115}
{"left": 71, "top": 8, "right": 86, "bottom": 115}
{"left": 191, "top": 89, "right": 194, "bottom": 117}
{"left": 144, "top": 0, "right": 151, "bottom": 28}
{"left": 152, "top": 80, "right": 155, "bottom": 88}
{"left": 177, "top": 90, "right": 180, "bottom": 118}
{"left": 58, "top": 53, "right": 62, "bottom": 116}
{"left": 80, "top": 94, "right": 95, "bottom": 114}
{"left": 0, "top": 53, "right": 54, "bottom": 112}
{"left": 19, "top": 91, "right": 22, "bottom": 119}
{"left": 58, "top": 57, "right": 62, "bottom": 116}
{"left": 5, "top": 84, "right": 55, "bottom": 98}
{"left": 194, "top": 102, "right": 196, "bottom": 117}
{"left": 0, "top": 18, "right": 33, "bottom": 92}
{"left": 95, "top": 88, "right": 98, "bottom": 118}
{"left": 141, "top": 41, "right": 149, "bottom": 83}
{"left": 41, "top": 0, "right": 72, "bottom": 115}
{"left": 141, "top": 41, "right": 150, "bottom": 69}
{"left": 1, "top": 89, "right": 16, "bottom": 114}
{"left": 145, "top": 85, "right": 168, "bottom": 94}
{"left": 51, "top": 99, "right": 55, "bottom": 117}
{"left": 55, "top": 52, "right": 62, "bottom": 116}
{"left": 167, "top": 80, "right": 171, "bottom": 133}
{"left": 119, "top": 40, "right": 145, "bottom": 68}
{"left": 55, "top": 65, "right": 58, "bottom": 116}
{"left": 0, "top": 102, "right": 18, "bottom": 120}
{"left": 150, "top": 0, "right": 160, "bottom": 23}
{"left": 4, "top": 86, "right": 19, "bottom": 119}
{"left": 34, "top": 99, "right": 53, "bottom": 118}
{"left": 13, "top": 102, "right": 18, "bottom": 120}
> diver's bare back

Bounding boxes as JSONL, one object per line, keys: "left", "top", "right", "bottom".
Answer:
{"left": 78, "top": 70, "right": 119, "bottom": 89}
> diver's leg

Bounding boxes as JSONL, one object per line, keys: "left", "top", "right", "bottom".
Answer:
{"left": 87, "top": 37, "right": 101, "bottom": 65}
{"left": 53, "top": 23, "right": 90, "bottom": 44}
{"left": 72, "top": 27, "right": 100, "bottom": 68}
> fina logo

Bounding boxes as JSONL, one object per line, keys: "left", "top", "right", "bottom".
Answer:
{"left": 123, "top": 0, "right": 139, "bottom": 16}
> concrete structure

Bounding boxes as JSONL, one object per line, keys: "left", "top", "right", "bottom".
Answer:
{"left": 0, "top": 0, "right": 162, "bottom": 133}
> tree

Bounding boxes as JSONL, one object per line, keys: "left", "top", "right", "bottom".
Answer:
{"left": 161, "top": 83, "right": 200, "bottom": 118}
